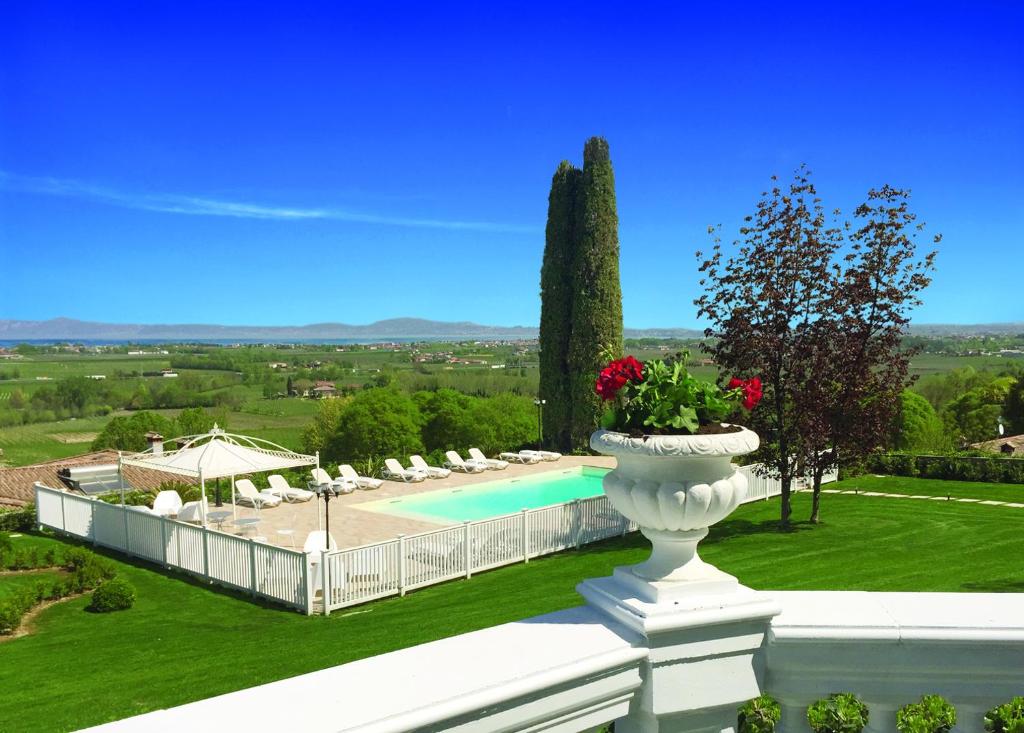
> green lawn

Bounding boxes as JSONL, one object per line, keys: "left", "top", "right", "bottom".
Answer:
{"left": 1, "top": 490, "right": 1022, "bottom": 731}
{"left": 0, "top": 570, "right": 63, "bottom": 602}
{"left": 832, "top": 474, "right": 1024, "bottom": 504}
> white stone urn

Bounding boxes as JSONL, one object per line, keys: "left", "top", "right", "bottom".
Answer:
{"left": 590, "top": 426, "right": 759, "bottom": 597}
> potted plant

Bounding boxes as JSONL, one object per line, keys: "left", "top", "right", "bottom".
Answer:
{"left": 589, "top": 352, "right": 762, "bottom": 586}
{"left": 897, "top": 695, "right": 956, "bottom": 733}
{"left": 807, "top": 693, "right": 869, "bottom": 733}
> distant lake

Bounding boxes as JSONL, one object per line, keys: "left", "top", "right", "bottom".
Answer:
{"left": 0, "top": 337, "right": 437, "bottom": 347}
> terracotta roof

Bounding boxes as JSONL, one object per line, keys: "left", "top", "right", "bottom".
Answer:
{"left": 0, "top": 450, "right": 195, "bottom": 508}
{"left": 970, "top": 434, "right": 1024, "bottom": 456}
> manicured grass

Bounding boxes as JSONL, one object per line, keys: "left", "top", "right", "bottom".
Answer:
{"left": 832, "top": 475, "right": 1024, "bottom": 504}
{"left": 1, "top": 491, "right": 1021, "bottom": 731}
{"left": 0, "top": 570, "right": 63, "bottom": 602}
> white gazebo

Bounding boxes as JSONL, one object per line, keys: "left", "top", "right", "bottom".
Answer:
{"left": 119, "top": 425, "right": 318, "bottom": 526}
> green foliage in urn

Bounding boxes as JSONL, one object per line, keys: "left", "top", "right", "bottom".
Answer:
{"left": 539, "top": 160, "right": 581, "bottom": 453}
{"left": 738, "top": 694, "right": 782, "bottom": 733}
{"left": 597, "top": 352, "right": 761, "bottom": 435}
{"left": 807, "top": 693, "right": 869, "bottom": 733}
{"left": 567, "top": 136, "right": 623, "bottom": 452}
{"left": 897, "top": 695, "right": 956, "bottom": 733}
{"left": 985, "top": 697, "right": 1024, "bottom": 733}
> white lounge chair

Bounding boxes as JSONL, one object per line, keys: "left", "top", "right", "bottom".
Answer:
{"left": 519, "top": 449, "right": 562, "bottom": 462}
{"left": 409, "top": 455, "right": 451, "bottom": 479}
{"left": 176, "top": 499, "right": 208, "bottom": 524}
{"left": 499, "top": 450, "right": 541, "bottom": 464}
{"left": 338, "top": 465, "right": 383, "bottom": 491}
{"left": 444, "top": 451, "right": 488, "bottom": 473}
{"left": 152, "top": 490, "right": 183, "bottom": 517}
{"left": 468, "top": 448, "right": 509, "bottom": 470}
{"left": 310, "top": 467, "right": 358, "bottom": 493}
{"left": 235, "top": 479, "right": 282, "bottom": 509}
{"left": 127, "top": 504, "right": 154, "bottom": 514}
{"left": 266, "top": 474, "right": 314, "bottom": 503}
{"left": 383, "top": 458, "right": 427, "bottom": 482}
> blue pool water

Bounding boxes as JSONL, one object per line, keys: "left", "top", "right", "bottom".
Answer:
{"left": 353, "top": 466, "right": 609, "bottom": 523}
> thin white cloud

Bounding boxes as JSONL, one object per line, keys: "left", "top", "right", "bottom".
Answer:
{"left": 0, "top": 171, "right": 536, "bottom": 233}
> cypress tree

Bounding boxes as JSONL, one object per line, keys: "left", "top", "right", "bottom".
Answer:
{"left": 538, "top": 161, "right": 580, "bottom": 452}
{"left": 567, "top": 137, "right": 623, "bottom": 451}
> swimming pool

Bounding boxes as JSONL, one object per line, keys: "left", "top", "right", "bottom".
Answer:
{"left": 353, "top": 466, "right": 610, "bottom": 523}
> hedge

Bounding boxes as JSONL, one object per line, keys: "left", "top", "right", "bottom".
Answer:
{"left": 867, "top": 453, "right": 1024, "bottom": 484}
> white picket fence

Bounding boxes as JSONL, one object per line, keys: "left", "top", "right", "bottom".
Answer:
{"left": 316, "top": 463, "right": 836, "bottom": 614}
{"left": 35, "top": 464, "right": 836, "bottom": 616}
{"left": 34, "top": 483, "right": 312, "bottom": 614}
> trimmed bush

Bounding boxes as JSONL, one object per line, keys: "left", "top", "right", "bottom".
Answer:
{"left": 897, "top": 695, "right": 956, "bottom": 733}
{"left": 739, "top": 694, "right": 782, "bottom": 733}
{"left": 88, "top": 578, "right": 136, "bottom": 613}
{"left": 868, "top": 453, "right": 1024, "bottom": 485}
{"left": 808, "top": 693, "right": 869, "bottom": 733}
{"left": 0, "top": 505, "right": 35, "bottom": 532}
{"left": 985, "top": 697, "right": 1024, "bottom": 733}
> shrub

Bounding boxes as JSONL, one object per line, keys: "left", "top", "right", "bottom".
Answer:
{"left": 89, "top": 577, "right": 136, "bottom": 613}
{"left": 0, "top": 532, "right": 12, "bottom": 564}
{"left": 0, "top": 601, "right": 22, "bottom": 634}
{"left": 97, "top": 490, "right": 153, "bottom": 507}
{"left": 807, "top": 693, "right": 869, "bottom": 733}
{"left": 64, "top": 547, "right": 116, "bottom": 592}
{"left": 739, "top": 694, "right": 782, "bottom": 733}
{"left": 985, "top": 697, "right": 1024, "bottom": 733}
{"left": 868, "top": 453, "right": 1024, "bottom": 485}
{"left": 897, "top": 695, "right": 956, "bottom": 733}
{"left": 0, "top": 505, "right": 35, "bottom": 532}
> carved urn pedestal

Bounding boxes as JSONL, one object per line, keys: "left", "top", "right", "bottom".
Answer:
{"left": 578, "top": 427, "right": 782, "bottom": 733}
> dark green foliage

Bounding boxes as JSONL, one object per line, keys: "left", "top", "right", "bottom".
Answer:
{"left": 985, "top": 697, "right": 1024, "bottom": 733}
{"left": 1005, "top": 379, "right": 1024, "bottom": 435}
{"left": 890, "top": 391, "right": 951, "bottom": 453}
{"left": 897, "top": 695, "right": 956, "bottom": 733}
{"left": 539, "top": 160, "right": 581, "bottom": 452}
{"left": 807, "top": 693, "right": 869, "bottom": 733}
{"left": 869, "top": 453, "right": 1024, "bottom": 484}
{"left": 738, "top": 694, "right": 782, "bottom": 733}
{"left": 91, "top": 410, "right": 175, "bottom": 452}
{"left": 567, "top": 137, "right": 623, "bottom": 451}
{"left": 98, "top": 490, "right": 153, "bottom": 507}
{"left": 89, "top": 578, "right": 136, "bottom": 613}
{"left": 0, "top": 532, "right": 12, "bottom": 565}
{"left": 323, "top": 388, "right": 425, "bottom": 464}
{"left": 0, "top": 505, "right": 36, "bottom": 532}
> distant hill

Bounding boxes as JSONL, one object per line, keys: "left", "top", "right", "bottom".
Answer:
{"left": 0, "top": 317, "right": 1018, "bottom": 343}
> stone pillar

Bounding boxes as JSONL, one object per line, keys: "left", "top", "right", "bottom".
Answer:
{"left": 579, "top": 568, "right": 780, "bottom": 733}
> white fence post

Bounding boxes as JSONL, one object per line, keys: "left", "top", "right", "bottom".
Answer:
{"left": 122, "top": 502, "right": 130, "bottom": 552}
{"left": 464, "top": 521, "right": 472, "bottom": 578}
{"left": 321, "top": 550, "right": 330, "bottom": 616}
{"left": 522, "top": 509, "right": 529, "bottom": 563}
{"left": 398, "top": 535, "right": 407, "bottom": 596}
{"left": 160, "top": 515, "right": 168, "bottom": 567}
{"left": 59, "top": 491, "right": 66, "bottom": 531}
{"left": 249, "top": 538, "right": 258, "bottom": 597}
{"left": 302, "top": 554, "right": 312, "bottom": 616}
{"left": 202, "top": 528, "right": 210, "bottom": 580}
{"left": 573, "top": 499, "right": 582, "bottom": 549}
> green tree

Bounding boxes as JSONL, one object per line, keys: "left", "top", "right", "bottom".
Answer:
{"left": 889, "top": 390, "right": 950, "bottom": 453}
{"left": 302, "top": 397, "right": 349, "bottom": 454}
{"left": 416, "top": 389, "right": 479, "bottom": 452}
{"left": 322, "top": 388, "right": 423, "bottom": 464}
{"left": 471, "top": 393, "right": 536, "bottom": 455}
{"left": 91, "top": 411, "right": 174, "bottom": 452}
{"left": 567, "top": 137, "right": 623, "bottom": 451}
{"left": 175, "top": 407, "right": 218, "bottom": 437}
{"left": 538, "top": 160, "right": 581, "bottom": 453}
{"left": 1003, "top": 377, "right": 1024, "bottom": 435}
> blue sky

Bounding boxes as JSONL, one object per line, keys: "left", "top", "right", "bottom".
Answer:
{"left": 1, "top": 2, "right": 1021, "bottom": 329}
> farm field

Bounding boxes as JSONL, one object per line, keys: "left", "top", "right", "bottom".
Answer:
{"left": 0, "top": 488, "right": 1020, "bottom": 732}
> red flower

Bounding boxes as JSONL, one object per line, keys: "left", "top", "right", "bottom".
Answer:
{"left": 595, "top": 356, "right": 645, "bottom": 401}
{"left": 728, "top": 376, "right": 763, "bottom": 410}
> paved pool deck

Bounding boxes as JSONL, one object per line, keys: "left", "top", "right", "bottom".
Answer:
{"left": 207, "top": 455, "right": 616, "bottom": 550}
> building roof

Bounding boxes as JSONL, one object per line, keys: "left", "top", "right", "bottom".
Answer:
{"left": 0, "top": 450, "right": 195, "bottom": 508}
{"left": 970, "top": 434, "right": 1024, "bottom": 456}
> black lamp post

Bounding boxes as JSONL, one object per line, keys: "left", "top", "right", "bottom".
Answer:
{"left": 311, "top": 478, "right": 354, "bottom": 546}
{"left": 533, "top": 398, "right": 546, "bottom": 450}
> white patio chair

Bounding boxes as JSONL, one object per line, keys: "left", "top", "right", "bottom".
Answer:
{"left": 338, "top": 464, "right": 384, "bottom": 491}
{"left": 444, "top": 451, "right": 488, "bottom": 473}
{"left": 409, "top": 455, "right": 451, "bottom": 479}
{"left": 499, "top": 450, "right": 541, "bottom": 464}
{"left": 383, "top": 458, "right": 427, "bottom": 482}
{"left": 176, "top": 499, "right": 208, "bottom": 524}
{"left": 518, "top": 449, "right": 562, "bottom": 462}
{"left": 266, "top": 474, "right": 314, "bottom": 503}
{"left": 152, "top": 490, "right": 183, "bottom": 517}
{"left": 310, "top": 467, "right": 357, "bottom": 493}
{"left": 468, "top": 448, "right": 509, "bottom": 470}
{"left": 235, "top": 479, "right": 282, "bottom": 509}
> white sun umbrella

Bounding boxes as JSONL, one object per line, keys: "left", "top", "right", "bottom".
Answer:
{"left": 119, "top": 425, "right": 318, "bottom": 526}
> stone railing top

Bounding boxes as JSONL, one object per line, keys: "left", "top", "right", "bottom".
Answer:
{"left": 590, "top": 427, "right": 760, "bottom": 458}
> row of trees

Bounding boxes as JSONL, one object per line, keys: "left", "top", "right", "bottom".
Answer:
{"left": 303, "top": 388, "right": 538, "bottom": 469}
{"left": 698, "top": 169, "right": 939, "bottom": 528}
{"left": 539, "top": 137, "right": 623, "bottom": 452}
{"left": 90, "top": 407, "right": 223, "bottom": 452}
